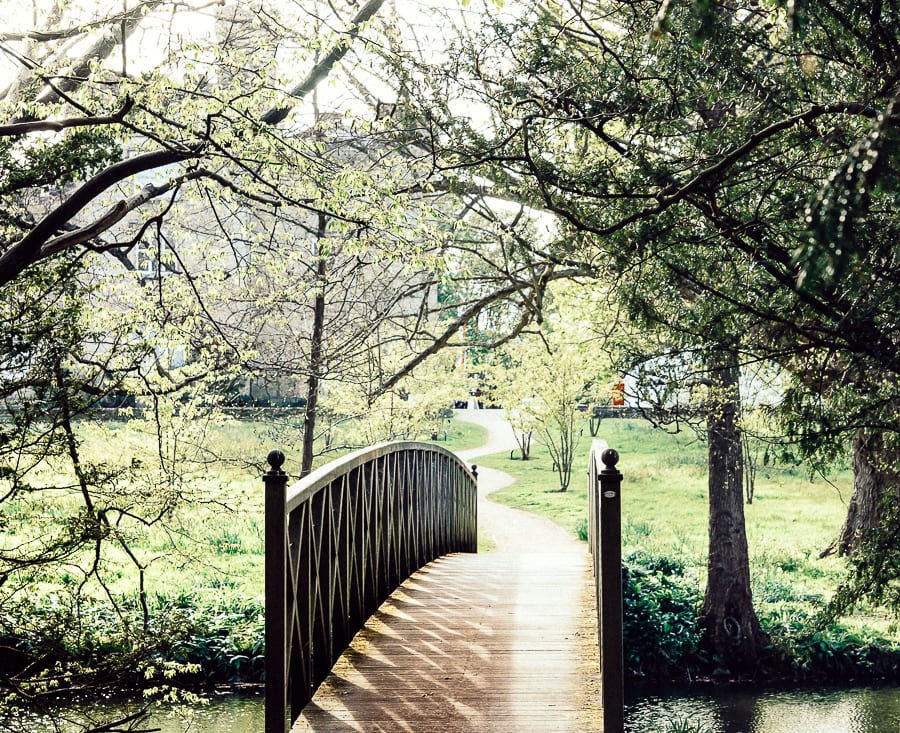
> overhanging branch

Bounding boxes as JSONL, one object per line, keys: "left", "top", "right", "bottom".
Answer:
{"left": 0, "top": 146, "right": 201, "bottom": 286}
{"left": 260, "top": 0, "right": 388, "bottom": 125}
{"left": 376, "top": 266, "right": 585, "bottom": 396}
{"left": 0, "top": 98, "right": 133, "bottom": 136}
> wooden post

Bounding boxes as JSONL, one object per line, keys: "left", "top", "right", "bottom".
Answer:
{"left": 264, "top": 450, "right": 288, "bottom": 733}
{"left": 599, "top": 448, "right": 624, "bottom": 733}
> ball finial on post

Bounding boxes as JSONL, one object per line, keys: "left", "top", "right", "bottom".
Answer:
{"left": 601, "top": 448, "right": 620, "bottom": 470}
{"left": 266, "top": 449, "right": 286, "bottom": 475}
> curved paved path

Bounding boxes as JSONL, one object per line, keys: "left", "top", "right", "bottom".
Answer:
{"left": 452, "top": 409, "right": 582, "bottom": 554}
{"left": 293, "top": 411, "right": 602, "bottom": 732}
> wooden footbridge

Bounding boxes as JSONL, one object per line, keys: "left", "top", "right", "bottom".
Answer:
{"left": 263, "top": 434, "right": 624, "bottom": 733}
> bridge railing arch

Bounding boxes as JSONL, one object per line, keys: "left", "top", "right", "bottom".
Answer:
{"left": 263, "top": 442, "right": 477, "bottom": 733}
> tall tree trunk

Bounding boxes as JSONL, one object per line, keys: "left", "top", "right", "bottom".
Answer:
{"left": 300, "top": 216, "right": 328, "bottom": 478}
{"left": 827, "top": 431, "right": 900, "bottom": 557}
{"left": 699, "top": 347, "right": 769, "bottom": 675}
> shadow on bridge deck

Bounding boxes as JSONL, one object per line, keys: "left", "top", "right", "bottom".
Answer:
{"left": 291, "top": 551, "right": 602, "bottom": 732}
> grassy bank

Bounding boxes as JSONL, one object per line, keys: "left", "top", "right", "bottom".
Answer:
{"left": 8, "top": 415, "right": 486, "bottom": 597}
{"left": 478, "top": 417, "right": 850, "bottom": 598}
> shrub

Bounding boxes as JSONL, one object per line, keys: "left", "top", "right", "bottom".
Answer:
{"left": 622, "top": 551, "right": 703, "bottom": 679}
{"left": 0, "top": 591, "right": 266, "bottom": 694}
{"left": 763, "top": 607, "right": 900, "bottom": 682}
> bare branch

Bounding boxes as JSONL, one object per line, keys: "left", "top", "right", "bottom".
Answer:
{"left": 260, "top": 0, "right": 388, "bottom": 125}
{"left": 195, "top": 168, "right": 281, "bottom": 207}
{"left": 30, "top": 1, "right": 167, "bottom": 108}
{"left": 0, "top": 0, "right": 220, "bottom": 43}
{"left": 377, "top": 267, "right": 584, "bottom": 395}
{"left": 0, "top": 98, "right": 134, "bottom": 136}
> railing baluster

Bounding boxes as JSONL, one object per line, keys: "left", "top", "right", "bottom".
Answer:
{"left": 290, "top": 506, "right": 310, "bottom": 717}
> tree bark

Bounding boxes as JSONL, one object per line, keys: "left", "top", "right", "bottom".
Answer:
{"left": 699, "top": 347, "right": 769, "bottom": 675}
{"left": 515, "top": 429, "right": 532, "bottom": 460}
{"left": 828, "top": 430, "right": 900, "bottom": 557}
{"left": 300, "top": 215, "right": 328, "bottom": 478}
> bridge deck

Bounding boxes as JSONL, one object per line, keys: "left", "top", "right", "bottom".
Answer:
{"left": 292, "top": 551, "right": 602, "bottom": 732}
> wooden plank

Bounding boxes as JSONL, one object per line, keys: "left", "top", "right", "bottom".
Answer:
{"left": 291, "top": 552, "right": 602, "bottom": 732}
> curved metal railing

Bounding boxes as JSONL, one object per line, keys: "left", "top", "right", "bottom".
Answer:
{"left": 263, "top": 442, "right": 477, "bottom": 733}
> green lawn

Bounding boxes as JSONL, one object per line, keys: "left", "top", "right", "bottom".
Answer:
{"left": 425, "top": 416, "right": 488, "bottom": 453}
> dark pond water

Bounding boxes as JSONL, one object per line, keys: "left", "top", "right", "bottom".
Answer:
{"left": 0, "top": 691, "right": 264, "bottom": 732}
{"left": 626, "top": 683, "right": 900, "bottom": 733}
{"left": 5, "top": 685, "right": 900, "bottom": 731}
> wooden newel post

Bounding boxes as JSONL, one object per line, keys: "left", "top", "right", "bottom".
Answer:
{"left": 599, "top": 447, "right": 624, "bottom": 733}
{"left": 264, "top": 450, "right": 288, "bottom": 733}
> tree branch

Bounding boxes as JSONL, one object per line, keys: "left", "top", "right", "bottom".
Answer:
{"left": 376, "top": 267, "right": 584, "bottom": 395}
{"left": 260, "top": 0, "right": 388, "bottom": 125}
{"left": 0, "top": 147, "right": 201, "bottom": 286}
{"left": 0, "top": 98, "right": 133, "bottom": 136}
{"left": 523, "top": 101, "right": 882, "bottom": 240}
{"left": 0, "top": 0, "right": 220, "bottom": 43}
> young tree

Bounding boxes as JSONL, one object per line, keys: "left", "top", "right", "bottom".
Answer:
{"left": 532, "top": 343, "right": 593, "bottom": 493}
{"left": 486, "top": 281, "right": 610, "bottom": 490}
{"left": 504, "top": 390, "right": 539, "bottom": 461}
{"left": 394, "top": 0, "right": 899, "bottom": 448}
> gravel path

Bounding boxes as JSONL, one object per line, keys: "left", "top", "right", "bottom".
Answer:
{"left": 452, "top": 408, "right": 582, "bottom": 554}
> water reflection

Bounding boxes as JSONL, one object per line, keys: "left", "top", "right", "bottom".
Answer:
{"left": 6, "top": 685, "right": 900, "bottom": 732}
{"left": 147, "top": 694, "right": 263, "bottom": 733}
{"left": 626, "top": 684, "right": 900, "bottom": 733}
{"left": 0, "top": 692, "right": 264, "bottom": 733}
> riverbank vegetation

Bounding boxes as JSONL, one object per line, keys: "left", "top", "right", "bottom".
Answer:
{"left": 479, "top": 417, "right": 900, "bottom": 684}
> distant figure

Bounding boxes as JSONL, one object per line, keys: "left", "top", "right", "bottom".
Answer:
{"left": 611, "top": 381, "right": 625, "bottom": 407}
{"left": 467, "top": 389, "right": 482, "bottom": 409}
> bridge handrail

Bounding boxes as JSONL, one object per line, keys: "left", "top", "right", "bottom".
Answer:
{"left": 588, "top": 440, "right": 624, "bottom": 733}
{"left": 263, "top": 441, "right": 477, "bottom": 733}
{"left": 283, "top": 440, "right": 470, "bottom": 512}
